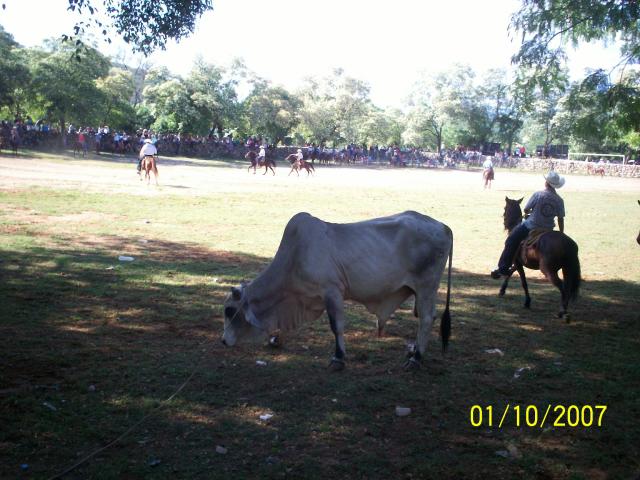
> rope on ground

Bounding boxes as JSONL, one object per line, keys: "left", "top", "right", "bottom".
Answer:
{"left": 47, "top": 338, "right": 217, "bottom": 480}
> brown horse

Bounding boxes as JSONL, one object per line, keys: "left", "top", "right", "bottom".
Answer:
{"left": 285, "top": 154, "right": 315, "bottom": 176}
{"left": 140, "top": 154, "right": 159, "bottom": 185}
{"left": 587, "top": 163, "right": 605, "bottom": 177}
{"left": 499, "top": 197, "right": 581, "bottom": 321}
{"left": 483, "top": 166, "right": 494, "bottom": 188}
{"left": 246, "top": 150, "right": 276, "bottom": 175}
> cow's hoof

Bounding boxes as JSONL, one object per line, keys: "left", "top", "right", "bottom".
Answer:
{"left": 403, "top": 357, "right": 421, "bottom": 371}
{"left": 328, "top": 358, "right": 345, "bottom": 372}
{"left": 557, "top": 310, "right": 565, "bottom": 319}
{"left": 563, "top": 312, "right": 571, "bottom": 323}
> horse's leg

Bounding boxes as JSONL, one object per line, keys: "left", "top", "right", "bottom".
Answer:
{"left": 544, "top": 266, "right": 567, "bottom": 319}
{"left": 288, "top": 166, "right": 294, "bottom": 176}
{"left": 515, "top": 264, "right": 531, "bottom": 308}
{"left": 499, "top": 269, "right": 513, "bottom": 296}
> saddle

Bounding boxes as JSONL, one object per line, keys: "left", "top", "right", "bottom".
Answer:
{"left": 518, "top": 228, "right": 551, "bottom": 264}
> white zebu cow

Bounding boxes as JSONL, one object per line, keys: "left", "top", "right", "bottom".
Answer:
{"left": 222, "top": 211, "right": 453, "bottom": 370}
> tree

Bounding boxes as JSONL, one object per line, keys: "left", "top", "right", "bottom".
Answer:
{"left": 519, "top": 75, "right": 570, "bottom": 154}
{"left": 297, "top": 69, "right": 371, "bottom": 146}
{"left": 95, "top": 67, "right": 136, "bottom": 129}
{"left": 476, "top": 69, "right": 526, "bottom": 154}
{"left": 0, "top": 0, "right": 214, "bottom": 56}
{"left": 404, "top": 65, "right": 476, "bottom": 153}
{"left": 29, "top": 41, "right": 110, "bottom": 134}
{"left": 142, "top": 78, "right": 194, "bottom": 132}
{"left": 184, "top": 59, "right": 240, "bottom": 135}
{"left": 512, "top": 1, "right": 640, "bottom": 65}
{"left": 359, "top": 108, "right": 405, "bottom": 147}
{"left": 511, "top": 0, "right": 640, "bottom": 96}
{"left": 557, "top": 70, "right": 640, "bottom": 153}
{"left": 0, "top": 26, "right": 30, "bottom": 117}
{"left": 244, "top": 84, "right": 301, "bottom": 145}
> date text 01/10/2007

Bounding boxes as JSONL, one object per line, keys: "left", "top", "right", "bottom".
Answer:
{"left": 469, "top": 404, "right": 607, "bottom": 428}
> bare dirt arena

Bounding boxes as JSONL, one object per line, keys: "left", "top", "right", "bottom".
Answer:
{"left": 1, "top": 153, "right": 638, "bottom": 195}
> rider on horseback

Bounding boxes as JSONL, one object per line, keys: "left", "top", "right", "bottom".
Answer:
{"left": 491, "top": 171, "right": 566, "bottom": 278}
{"left": 137, "top": 138, "right": 157, "bottom": 174}
{"left": 257, "top": 143, "right": 267, "bottom": 164}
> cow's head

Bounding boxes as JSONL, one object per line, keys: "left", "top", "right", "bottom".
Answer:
{"left": 221, "top": 284, "right": 267, "bottom": 346}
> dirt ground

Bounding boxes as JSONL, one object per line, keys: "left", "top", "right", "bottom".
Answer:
{"left": 1, "top": 153, "right": 638, "bottom": 195}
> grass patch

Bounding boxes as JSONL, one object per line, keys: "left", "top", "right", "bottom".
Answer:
{"left": 0, "top": 153, "right": 639, "bottom": 479}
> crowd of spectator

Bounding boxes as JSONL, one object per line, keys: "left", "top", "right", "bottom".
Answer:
{"left": 1, "top": 117, "right": 536, "bottom": 169}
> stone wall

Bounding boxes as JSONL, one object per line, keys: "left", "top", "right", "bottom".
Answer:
{"left": 515, "top": 157, "right": 640, "bottom": 178}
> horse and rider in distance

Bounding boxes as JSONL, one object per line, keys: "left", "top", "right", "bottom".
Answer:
{"left": 137, "top": 138, "right": 159, "bottom": 185}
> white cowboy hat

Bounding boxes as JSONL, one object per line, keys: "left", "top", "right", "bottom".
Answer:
{"left": 297, "top": 149, "right": 302, "bottom": 153}
{"left": 544, "top": 171, "right": 565, "bottom": 189}
{"left": 144, "top": 138, "right": 152, "bottom": 143}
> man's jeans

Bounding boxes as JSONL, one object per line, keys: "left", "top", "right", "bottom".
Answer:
{"left": 498, "top": 223, "right": 530, "bottom": 274}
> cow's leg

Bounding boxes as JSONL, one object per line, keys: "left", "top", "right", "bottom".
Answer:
{"left": 406, "top": 287, "right": 437, "bottom": 370}
{"left": 325, "top": 291, "right": 346, "bottom": 371}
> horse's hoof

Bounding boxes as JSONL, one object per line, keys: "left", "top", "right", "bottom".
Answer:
{"left": 524, "top": 298, "right": 531, "bottom": 309}
{"left": 557, "top": 311, "right": 565, "bottom": 319}
{"left": 328, "top": 358, "right": 345, "bottom": 372}
{"left": 403, "top": 357, "right": 421, "bottom": 371}
{"left": 499, "top": 289, "right": 506, "bottom": 297}
{"left": 563, "top": 313, "right": 571, "bottom": 323}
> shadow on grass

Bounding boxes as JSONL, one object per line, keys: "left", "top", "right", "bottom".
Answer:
{"left": 0, "top": 238, "right": 638, "bottom": 479}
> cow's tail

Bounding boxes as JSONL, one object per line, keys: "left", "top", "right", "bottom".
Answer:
{"left": 440, "top": 228, "right": 453, "bottom": 353}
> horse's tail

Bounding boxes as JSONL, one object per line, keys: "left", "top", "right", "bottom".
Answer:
{"left": 440, "top": 226, "right": 453, "bottom": 353}
{"left": 562, "top": 236, "right": 581, "bottom": 303}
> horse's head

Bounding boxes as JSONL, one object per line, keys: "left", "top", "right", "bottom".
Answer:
{"left": 504, "top": 196, "right": 524, "bottom": 231}
{"left": 245, "top": 151, "right": 256, "bottom": 160}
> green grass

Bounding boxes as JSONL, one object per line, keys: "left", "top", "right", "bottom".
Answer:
{"left": 0, "top": 153, "right": 639, "bottom": 479}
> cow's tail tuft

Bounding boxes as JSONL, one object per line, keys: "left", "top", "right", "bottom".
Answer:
{"left": 440, "top": 228, "right": 453, "bottom": 354}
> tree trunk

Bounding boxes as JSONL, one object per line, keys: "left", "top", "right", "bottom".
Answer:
{"left": 59, "top": 118, "right": 66, "bottom": 148}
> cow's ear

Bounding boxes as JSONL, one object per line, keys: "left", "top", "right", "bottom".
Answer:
{"left": 244, "top": 307, "right": 262, "bottom": 329}
{"left": 231, "top": 286, "right": 242, "bottom": 301}
{"left": 517, "top": 197, "right": 523, "bottom": 204}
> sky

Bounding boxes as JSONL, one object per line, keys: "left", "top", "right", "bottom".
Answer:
{"left": 0, "top": 0, "right": 625, "bottom": 108}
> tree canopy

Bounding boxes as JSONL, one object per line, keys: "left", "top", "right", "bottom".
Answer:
{"left": 2, "top": 0, "right": 213, "bottom": 56}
